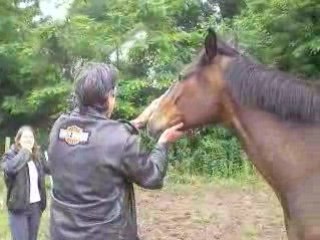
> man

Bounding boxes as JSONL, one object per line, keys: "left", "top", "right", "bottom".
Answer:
{"left": 48, "top": 62, "right": 184, "bottom": 240}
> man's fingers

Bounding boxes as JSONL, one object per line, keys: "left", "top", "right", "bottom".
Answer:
{"left": 130, "top": 121, "right": 144, "bottom": 129}
{"left": 171, "top": 122, "right": 184, "bottom": 131}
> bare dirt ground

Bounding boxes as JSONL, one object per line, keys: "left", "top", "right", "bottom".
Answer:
{"left": 136, "top": 182, "right": 287, "bottom": 240}
{"left": 0, "top": 180, "right": 287, "bottom": 240}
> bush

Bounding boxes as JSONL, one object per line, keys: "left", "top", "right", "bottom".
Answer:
{"left": 141, "top": 126, "right": 253, "bottom": 178}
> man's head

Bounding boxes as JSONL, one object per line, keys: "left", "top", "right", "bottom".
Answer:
{"left": 74, "top": 62, "right": 118, "bottom": 117}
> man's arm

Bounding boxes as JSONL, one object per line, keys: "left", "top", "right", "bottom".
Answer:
{"left": 120, "top": 134, "right": 169, "bottom": 189}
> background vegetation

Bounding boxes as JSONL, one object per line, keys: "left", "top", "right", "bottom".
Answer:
{"left": 0, "top": 0, "right": 319, "bottom": 177}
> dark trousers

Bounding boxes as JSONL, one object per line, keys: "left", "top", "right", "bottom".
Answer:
{"left": 9, "top": 202, "right": 42, "bottom": 240}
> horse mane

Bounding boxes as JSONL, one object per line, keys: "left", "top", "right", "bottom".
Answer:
{"left": 181, "top": 35, "right": 320, "bottom": 123}
{"left": 192, "top": 37, "right": 320, "bottom": 123}
{"left": 224, "top": 54, "right": 320, "bottom": 123}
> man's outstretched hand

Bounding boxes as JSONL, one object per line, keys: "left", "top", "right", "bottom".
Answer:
{"left": 130, "top": 97, "right": 163, "bottom": 129}
{"left": 158, "top": 122, "right": 184, "bottom": 144}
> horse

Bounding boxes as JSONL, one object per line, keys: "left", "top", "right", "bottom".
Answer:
{"left": 135, "top": 29, "right": 320, "bottom": 240}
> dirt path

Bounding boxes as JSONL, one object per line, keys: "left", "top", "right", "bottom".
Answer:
{"left": 0, "top": 180, "right": 287, "bottom": 240}
{"left": 136, "top": 183, "right": 287, "bottom": 240}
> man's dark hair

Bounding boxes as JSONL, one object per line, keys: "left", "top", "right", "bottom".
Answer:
{"left": 74, "top": 62, "right": 118, "bottom": 112}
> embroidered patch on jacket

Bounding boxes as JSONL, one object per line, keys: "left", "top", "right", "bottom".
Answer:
{"left": 58, "top": 125, "right": 90, "bottom": 146}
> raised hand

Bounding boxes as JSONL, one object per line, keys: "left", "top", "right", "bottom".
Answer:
{"left": 158, "top": 122, "right": 184, "bottom": 144}
{"left": 131, "top": 96, "right": 163, "bottom": 129}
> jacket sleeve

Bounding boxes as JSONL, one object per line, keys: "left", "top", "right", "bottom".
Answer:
{"left": 120, "top": 134, "right": 169, "bottom": 189}
{"left": 1, "top": 148, "right": 31, "bottom": 176}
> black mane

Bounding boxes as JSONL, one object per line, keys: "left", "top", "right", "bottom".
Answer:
{"left": 198, "top": 38, "right": 320, "bottom": 123}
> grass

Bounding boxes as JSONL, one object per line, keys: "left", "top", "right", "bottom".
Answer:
{"left": 241, "top": 225, "right": 260, "bottom": 240}
{"left": 0, "top": 169, "right": 260, "bottom": 240}
{"left": 0, "top": 175, "right": 51, "bottom": 240}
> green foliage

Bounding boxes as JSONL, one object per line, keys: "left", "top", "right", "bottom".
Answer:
{"left": 231, "top": 0, "right": 320, "bottom": 78}
{"left": 168, "top": 127, "right": 253, "bottom": 178}
{"left": 0, "top": 0, "right": 71, "bottom": 135}
{"left": 0, "top": 0, "right": 318, "bottom": 178}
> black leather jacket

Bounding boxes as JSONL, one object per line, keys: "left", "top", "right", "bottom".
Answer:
{"left": 48, "top": 107, "right": 169, "bottom": 240}
{"left": 1, "top": 145, "right": 50, "bottom": 213}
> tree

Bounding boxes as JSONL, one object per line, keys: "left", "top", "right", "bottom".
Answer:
{"left": 0, "top": 0, "right": 71, "bottom": 136}
{"left": 231, "top": 0, "right": 320, "bottom": 78}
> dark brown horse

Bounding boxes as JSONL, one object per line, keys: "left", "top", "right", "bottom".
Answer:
{"left": 135, "top": 29, "right": 320, "bottom": 240}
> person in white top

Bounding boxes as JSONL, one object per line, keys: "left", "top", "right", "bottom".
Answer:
{"left": 1, "top": 126, "right": 50, "bottom": 240}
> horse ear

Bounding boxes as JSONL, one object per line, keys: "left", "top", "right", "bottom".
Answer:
{"left": 204, "top": 28, "right": 217, "bottom": 61}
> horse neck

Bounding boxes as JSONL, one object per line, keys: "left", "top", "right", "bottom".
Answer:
{"left": 220, "top": 91, "right": 291, "bottom": 193}
{"left": 223, "top": 56, "right": 320, "bottom": 123}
